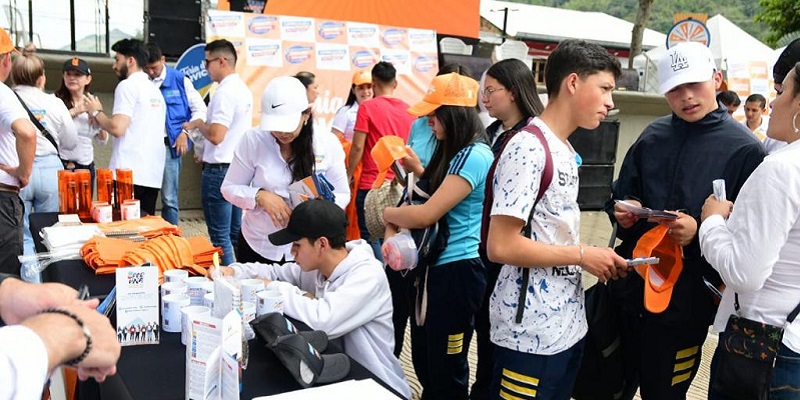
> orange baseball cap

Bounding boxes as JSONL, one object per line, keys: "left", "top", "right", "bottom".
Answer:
{"left": 632, "top": 224, "right": 683, "bottom": 314}
{"left": 352, "top": 69, "right": 372, "bottom": 86}
{"left": 370, "top": 135, "right": 408, "bottom": 189}
{"left": 0, "top": 29, "right": 19, "bottom": 55}
{"left": 408, "top": 72, "right": 479, "bottom": 117}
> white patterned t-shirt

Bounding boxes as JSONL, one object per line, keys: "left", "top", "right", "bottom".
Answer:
{"left": 488, "top": 117, "right": 586, "bottom": 355}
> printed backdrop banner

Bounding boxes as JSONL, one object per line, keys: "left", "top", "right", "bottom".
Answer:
{"left": 205, "top": 9, "right": 439, "bottom": 134}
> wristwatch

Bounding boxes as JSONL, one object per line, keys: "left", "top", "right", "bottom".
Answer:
{"left": 91, "top": 109, "right": 104, "bottom": 117}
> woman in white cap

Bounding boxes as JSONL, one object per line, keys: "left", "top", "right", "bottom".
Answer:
{"left": 54, "top": 57, "right": 109, "bottom": 190}
{"left": 700, "top": 62, "right": 800, "bottom": 400}
{"left": 331, "top": 69, "right": 373, "bottom": 142}
{"left": 221, "top": 76, "right": 349, "bottom": 264}
{"left": 12, "top": 53, "right": 79, "bottom": 256}
{"left": 382, "top": 72, "right": 493, "bottom": 399}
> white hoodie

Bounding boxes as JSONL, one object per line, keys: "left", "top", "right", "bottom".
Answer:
{"left": 230, "top": 240, "right": 411, "bottom": 399}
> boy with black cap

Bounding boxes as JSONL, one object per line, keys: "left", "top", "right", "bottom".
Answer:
{"left": 607, "top": 42, "right": 766, "bottom": 400}
{"left": 210, "top": 199, "right": 411, "bottom": 399}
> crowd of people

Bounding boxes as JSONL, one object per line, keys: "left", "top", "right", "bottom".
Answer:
{"left": 0, "top": 23, "right": 799, "bottom": 400}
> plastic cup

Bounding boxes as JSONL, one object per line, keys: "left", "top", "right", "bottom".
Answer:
{"left": 183, "top": 276, "right": 210, "bottom": 306}
{"left": 160, "top": 281, "right": 188, "bottom": 297}
{"left": 164, "top": 269, "right": 189, "bottom": 283}
{"left": 240, "top": 278, "right": 265, "bottom": 304}
{"left": 256, "top": 290, "right": 284, "bottom": 316}
{"left": 161, "top": 293, "right": 190, "bottom": 332}
{"left": 181, "top": 305, "right": 211, "bottom": 345}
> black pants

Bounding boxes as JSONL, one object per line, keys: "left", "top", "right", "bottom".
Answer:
{"left": 620, "top": 313, "right": 709, "bottom": 400}
{"left": 0, "top": 191, "right": 23, "bottom": 275}
{"left": 410, "top": 258, "right": 486, "bottom": 400}
{"left": 236, "top": 231, "right": 288, "bottom": 265}
{"left": 470, "top": 250, "right": 502, "bottom": 400}
{"left": 134, "top": 185, "right": 160, "bottom": 217}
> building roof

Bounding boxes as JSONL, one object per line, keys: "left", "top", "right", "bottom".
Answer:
{"left": 480, "top": 0, "right": 666, "bottom": 50}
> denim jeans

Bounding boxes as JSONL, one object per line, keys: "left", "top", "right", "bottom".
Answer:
{"left": 709, "top": 342, "right": 800, "bottom": 400}
{"left": 161, "top": 148, "right": 181, "bottom": 225}
{"left": 355, "top": 188, "right": 383, "bottom": 261}
{"left": 201, "top": 165, "right": 241, "bottom": 265}
{"left": 20, "top": 154, "right": 62, "bottom": 256}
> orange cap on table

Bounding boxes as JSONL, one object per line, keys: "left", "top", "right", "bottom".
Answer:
{"left": 632, "top": 224, "right": 683, "bottom": 314}
{"left": 408, "top": 72, "right": 479, "bottom": 117}
{"left": 370, "top": 135, "right": 408, "bottom": 189}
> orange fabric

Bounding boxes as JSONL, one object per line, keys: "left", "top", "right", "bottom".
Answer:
{"left": 342, "top": 138, "right": 361, "bottom": 241}
{"left": 64, "top": 367, "right": 77, "bottom": 400}
{"left": 218, "top": 0, "right": 480, "bottom": 38}
{"left": 97, "top": 216, "right": 182, "bottom": 238}
{"left": 632, "top": 225, "right": 684, "bottom": 314}
{"left": 370, "top": 135, "right": 408, "bottom": 189}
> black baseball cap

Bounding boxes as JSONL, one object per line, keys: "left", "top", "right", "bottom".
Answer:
{"left": 273, "top": 333, "right": 350, "bottom": 388}
{"left": 250, "top": 312, "right": 328, "bottom": 351}
{"left": 268, "top": 199, "right": 347, "bottom": 246}
{"left": 63, "top": 57, "right": 91, "bottom": 75}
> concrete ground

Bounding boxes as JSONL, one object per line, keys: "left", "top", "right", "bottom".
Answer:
{"left": 176, "top": 209, "right": 716, "bottom": 400}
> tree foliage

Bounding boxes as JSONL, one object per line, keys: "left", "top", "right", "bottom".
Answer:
{"left": 755, "top": 0, "right": 800, "bottom": 47}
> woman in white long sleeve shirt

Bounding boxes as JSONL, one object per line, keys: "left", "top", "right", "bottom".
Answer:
{"left": 699, "top": 63, "right": 800, "bottom": 399}
{"left": 221, "top": 76, "right": 349, "bottom": 264}
{"left": 12, "top": 54, "right": 79, "bottom": 257}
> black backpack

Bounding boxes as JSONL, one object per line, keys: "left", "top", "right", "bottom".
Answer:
{"left": 479, "top": 124, "right": 553, "bottom": 323}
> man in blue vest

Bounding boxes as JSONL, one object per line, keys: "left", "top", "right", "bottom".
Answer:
{"left": 144, "top": 42, "right": 207, "bottom": 225}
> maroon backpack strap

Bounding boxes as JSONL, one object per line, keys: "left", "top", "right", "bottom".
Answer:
{"left": 515, "top": 124, "right": 553, "bottom": 323}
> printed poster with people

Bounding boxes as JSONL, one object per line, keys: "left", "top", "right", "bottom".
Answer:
{"left": 204, "top": 9, "right": 438, "bottom": 134}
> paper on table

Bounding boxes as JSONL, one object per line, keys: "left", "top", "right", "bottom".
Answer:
{"left": 614, "top": 200, "right": 678, "bottom": 221}
{"left": 288, "top": 176, "right": 318, "bottom": 208}
{"left": 213, "top": 276, "right": 241, "bottom": 319}
{"left": 186, "top": 310, "right": 242, "bottom": 400}
{"left": 116, "top": 264, "right": 159, "bottom": 347}
{"left": 252, "top": 379, "right": 403, "bottom": 400}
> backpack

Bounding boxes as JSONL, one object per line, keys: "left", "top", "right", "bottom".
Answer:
{"left": 479, "top": 124, "right": 554, "bottom": 323}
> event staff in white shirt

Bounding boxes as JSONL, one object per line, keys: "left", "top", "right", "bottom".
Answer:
{"left": 221, "top": 76, "right": 349, "bottom": 263}
{"left": 85, "top": 38, "right": 167, "bottom": 216}
{"left": 12, "top": 54, "right": 79, "bottom": 257}
{"left": 0, "top": 28, "right": 36, "bottom": 276}
{"left": 144, "top": 42, "right": 207, "bottom": 226}
{"left": 699, "top": 62, "right": 800, "bottom": 399}
{"left": 0, "top": 273, "right": 120, "bottom": 400}
{"left": 209, "top": 199, "right": 411, "bottom": 399}
{"left": 331, "top": 70, "right": 373, "bottom": 142}
{"left": 54, "top": 57, "right": 110, "bottom": 192}
{"left": 184, "top": 39, "right": 253, "bottom": 266}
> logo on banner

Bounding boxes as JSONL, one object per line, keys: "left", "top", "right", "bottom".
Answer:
{"left": 382, "top": 28, "right": 406, "bottom": 47}
{"left": 282, "top": 19, "right": 313, "bottom": 34}
{"left": 249, "top": 16, "right": 278, "bottom": 35}
{"left": 318, "top": 47, "right": 347, "bottom": 62}
{"left": 318, "top": 21, "right": 345, "bottom": 40}
{"left": 414, "top": 56, "right": 437, "bottom": 73}
{"left": 175, "top": 43, "right": 213, "bottom": 98}
{"left": 382, "top": 52, "right": 409, "bottom": 67}
{"left": 349, "top": 26, "right": 377, "bottom": 40}
{"left": 209, "top": 14, "right": 240, "bottom": 29}
{"left": 285, "top": 45, "right": 313, "bottom": 64}
{"left": 352, "top": 50, "right": 378, "bottom": 68}
{"left": 409, "top": 31, "right": 435, "bottom": 47}
{"left": 250, "top": 43, "right": 280, "bottom": 57}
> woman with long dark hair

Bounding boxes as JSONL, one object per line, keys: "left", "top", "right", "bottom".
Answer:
{"left": 221, "top": 76, "right": 349, "bottom": 264}
{"left": 382, "top": 73, "right": 493, "bottom": 399}
{"left": 54, "top": 57, "right": 108, "bottom": 190}
{"left": 471, "top": 58, "right": 547, "bottom": 399}
{"left": 331, "top": 69, "right": 372, "bottom": 142}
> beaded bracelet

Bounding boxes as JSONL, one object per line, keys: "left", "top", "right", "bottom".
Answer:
{"left": 39, "top": 308, "right": 93, "bottom": 366}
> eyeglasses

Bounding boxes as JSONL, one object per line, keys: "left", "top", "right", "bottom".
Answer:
{"left": 201, "top": 57, "right": 222, "bottom": 69}
{"left": 483, "top": 87, "right": 505, "bottom": 96}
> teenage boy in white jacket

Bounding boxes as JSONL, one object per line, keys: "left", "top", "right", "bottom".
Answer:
{"left": 210, "top": 199, "right": 411, "bottom": 399}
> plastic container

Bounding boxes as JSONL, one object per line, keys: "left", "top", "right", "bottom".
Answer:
{"left": 75, "top": 169, "right": 92, "bottom": 220}
{"left": 115, "top": 168, "right": 134, "bottom": 206}
{"left": 96, "top": 168, "right": 113, "bottom": 205}
{"left": 383, "top": 231, "right": 418, "bottom": 272}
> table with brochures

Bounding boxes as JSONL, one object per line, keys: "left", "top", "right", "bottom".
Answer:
{"left": 30, "top": 213, "right": 403, "bottom": 400}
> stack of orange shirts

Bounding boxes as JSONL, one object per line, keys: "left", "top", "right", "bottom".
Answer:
{"left": 187, "top": 236, "right": 224, "bottom": 268}
{"left": 97, "top": 216, "right": 182, "bottom": 239}
{"left": 81, "top": 234, "right": 219, "bottom": 283}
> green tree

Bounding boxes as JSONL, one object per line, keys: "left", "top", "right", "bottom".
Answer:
{"left": 756, "top": 0, "right": 800, "bottom": 46}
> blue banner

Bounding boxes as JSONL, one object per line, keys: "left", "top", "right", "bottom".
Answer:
{"left": 175, "top": 43, "right": 213, "bottom": 98}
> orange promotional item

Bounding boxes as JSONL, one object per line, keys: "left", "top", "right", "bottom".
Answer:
{"left": 407, "top": 72, "right": 480, "bottom": 117}
{"left": 632, "top": 225, "right": 684, "bottom": 313}
{"left": 370, "top": 135, "right": 408, "bottom": 189}
{"left": 340, "top": 137, "right": 361, "bottom": 240}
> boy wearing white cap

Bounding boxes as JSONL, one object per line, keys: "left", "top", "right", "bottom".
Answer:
{"left": 608, "top": 42, "right": 766, "bottom": 399}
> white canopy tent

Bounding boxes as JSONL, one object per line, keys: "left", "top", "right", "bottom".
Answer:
{"left": 634, "top": 14, "right": 774, "bottom": 93}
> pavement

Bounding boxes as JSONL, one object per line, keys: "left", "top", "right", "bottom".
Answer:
{"left": 176, "top": 209, "right": 716, "bottom": 400}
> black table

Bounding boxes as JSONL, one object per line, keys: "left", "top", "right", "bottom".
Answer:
{"left": 30, "top": 213, "right": 403, "bottom": 399}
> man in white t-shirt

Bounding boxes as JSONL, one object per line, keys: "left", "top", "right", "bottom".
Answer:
{"left": 486, "top": 40, "right": 627, "bottom": 400}
{"left": 0, "top": 28, "right": 36, "bottom": 275}
{"left": 86, "top": 38, "right": 167, "bottom": 217}
{"left": 743, "top": 93, "right": 787, "bottom": 154}
{"left": 184, "top": 39, "right": 253, "bottom": 265}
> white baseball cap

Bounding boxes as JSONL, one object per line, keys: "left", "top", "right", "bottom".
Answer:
{"left": 658, "top": 42, "right": 716, "bottom": 95}
{"left": 259, "top": 76, "right": 311, "bottom": 132}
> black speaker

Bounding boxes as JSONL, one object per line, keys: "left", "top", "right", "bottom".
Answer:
{"left": 577, "top": 165, "right": 614, "bottom": 211}
{"left": 148, "top": 0, "right": 201, "bottom": 20}
{"left": 147, "top": 16, "right": 202, "bottom": 58}
{"left": 569, "top": 120, "right": 620, "bottom": 165}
